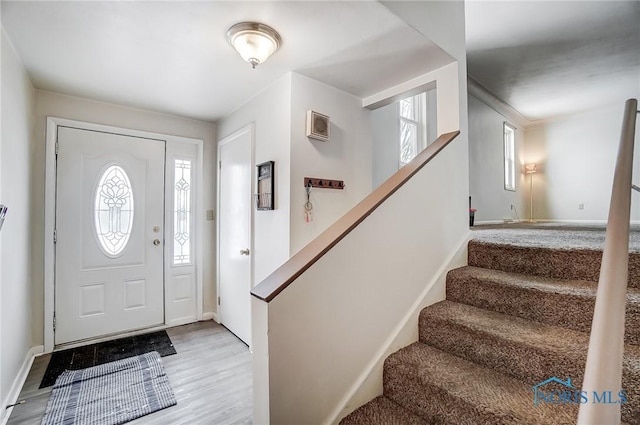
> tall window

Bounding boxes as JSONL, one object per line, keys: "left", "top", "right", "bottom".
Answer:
{"left": 173, "top": 159, "right": 192, "bottom": 265}
{"left": 399, "top": 93, "right": 427, "bottom": 166}
{"left": 504, "top": 123, "right": 516, "bottom": 191}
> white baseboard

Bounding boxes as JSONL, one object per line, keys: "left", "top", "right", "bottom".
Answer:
{"left": 476, "top": 219, "right": 640, "bottom": 226}
{"left": 543, "top": 219, "right": 609, "bottom": 225}
{"left": 328, "top": 231, "right": 471, "bottom": 424}
{"left": 1, "top": 345, "right": 44, "bottom": 425}
{"left": 202, "top": 311, "right": 218, "bottom": 323}
{"left": 474, "top": 220, "right": 512, "bottom": 225}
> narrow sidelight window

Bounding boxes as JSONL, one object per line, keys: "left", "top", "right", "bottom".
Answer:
{"left": 173, "top": 159, "right": 192, "bottom": 265}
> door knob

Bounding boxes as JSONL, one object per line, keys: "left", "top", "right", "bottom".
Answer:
{"left": 153, "top": 239, "right": 161, "bottom": 246}
{"left": 240, "top": 248, "right": 250, "bottom": 255}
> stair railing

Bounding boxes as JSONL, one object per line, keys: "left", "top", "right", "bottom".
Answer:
{"left": 578, "top": 98, "right": 638, "bottom": 425}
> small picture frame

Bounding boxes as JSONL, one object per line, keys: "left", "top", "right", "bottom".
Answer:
{"left": 256, "top": 161, "right": 275, "bottom": 210}
{"left": 306, "top": 110, "right": 330, "bottom": 142}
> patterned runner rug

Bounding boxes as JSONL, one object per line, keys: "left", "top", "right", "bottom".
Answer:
{"left": 41, "top": 351, "right": 176, "bottom": 425}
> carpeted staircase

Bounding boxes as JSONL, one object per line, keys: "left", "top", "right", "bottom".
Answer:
{"left": 341, "top": 237, "right": 640, "bottom": 425}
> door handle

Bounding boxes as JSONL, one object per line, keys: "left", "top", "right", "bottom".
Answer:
{"left": 153, "top": 239, "right": 161, "bottom": 246}
{"left": 240, "top": 248, "right": 250, "bottom": 256}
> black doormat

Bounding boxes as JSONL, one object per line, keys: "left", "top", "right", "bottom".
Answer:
{"left": 40, "top": 330, "right": 176, "bottom": 388}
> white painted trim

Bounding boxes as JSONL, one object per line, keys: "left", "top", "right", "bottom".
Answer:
{"left": 202, "top": 311, "right": 218, "bottom": 322}
{"left": 44, "top": 117, "right": 204, "bottom": 353}
{"left": 363, "top": 77, "right": 437, "bottom": 110}
{"left": 216, "top": 124, "right": 255, "bottom": 340}
{"left": 473, "top": 219, "right": 526, "bottom": 225}
{"left": 44, "top": 119, "right": 57, "bottom": 353}
{"left": 328, "top": 231, "right": 471, "bottom": 424}
{"left": 474, "top": 220, "right": 509, "bottom": 225}
{"left": 1, "top": 346, "right": 43, "bottom": 425}
{"left": 474, "top": 219, "right": 640, "bottom": 226}
{"left": 542, "top": 219, "right": 609, "bottom": 225}
{"left": 196, "top": 142, "right": 205, "bottom": 320}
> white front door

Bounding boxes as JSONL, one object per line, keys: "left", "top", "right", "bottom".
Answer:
{"left": 55, "top": 126, "right": 166, "bottom": 345}
{"left": 218, "top": 126, "right": 252, "bottom": 345}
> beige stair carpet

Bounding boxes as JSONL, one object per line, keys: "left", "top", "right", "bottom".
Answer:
{"left": 342, "top": 225, "right": 640, "bottom": 425}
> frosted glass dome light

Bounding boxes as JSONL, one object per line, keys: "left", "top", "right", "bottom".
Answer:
{"left": 227, "top": 22, "right": 282, "bottom": 69}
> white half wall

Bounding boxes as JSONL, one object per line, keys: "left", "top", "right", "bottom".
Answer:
{"left": 217, "top": 74, "right": 292, "bottom": 286}
{"left": 525, "top": 101, "right": 640, "bottom": 222}
{"left": 33, "top": 90, "right": 217, "bottom": 345}
{"left": 1, "top": 29, "right": 36, "bottom": 423}
{"left": 468, "top": 94, "right": 526, "bottom": 222}
{"left": 261, "top": 136, "right": 468, "bottom": 425}
{"left": 289, "top": 73, "right": 373, "bottom": 254}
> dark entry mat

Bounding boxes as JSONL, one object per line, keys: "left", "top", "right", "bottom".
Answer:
{"left": 40, "top": 330, "right": 176, "bottom": 388}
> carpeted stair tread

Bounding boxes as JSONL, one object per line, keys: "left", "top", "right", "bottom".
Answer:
{"left": 446, "top": 266, "right": 640, "bottom": 345}
{"left": 468, "top": 239, "right": 640, "bottom": 288}
{"left": 339, "top": 395, "right": 434, "bottom": 425}
{"left": 419, "top": 300, "right": 640, "bottom": 423}
{"left": 384, "top": 342, "right": 579, "bottom": 424}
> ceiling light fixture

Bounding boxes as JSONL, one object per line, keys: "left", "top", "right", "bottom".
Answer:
{"left": 227, "top": 22, "right": 282, "bottom": 69}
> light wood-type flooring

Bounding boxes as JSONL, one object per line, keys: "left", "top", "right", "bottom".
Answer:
{"left": 7, "top": 321, "right": 252, "bottom": 425}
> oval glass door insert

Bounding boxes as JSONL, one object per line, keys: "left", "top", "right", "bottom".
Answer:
{"left": 94, "top": 164, "right": 134, "bottom": 256}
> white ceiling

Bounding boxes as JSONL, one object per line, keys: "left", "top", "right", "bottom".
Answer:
{"left": 465, "top": 1, "right": 640, "bottom": 122}
{"left": 1, "top": 1, "right": 453, "bottom": 123}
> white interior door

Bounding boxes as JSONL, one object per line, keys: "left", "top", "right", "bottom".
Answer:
{"left": 218, "top": 127, "right": 252, "bottom": 345}
{"left": 55, "top": 126, "right": 166, "bottom": 345}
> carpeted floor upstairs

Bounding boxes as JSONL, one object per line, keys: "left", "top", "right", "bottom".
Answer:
{"left": 341, "top": 228, "right": 640, "bottom": 425}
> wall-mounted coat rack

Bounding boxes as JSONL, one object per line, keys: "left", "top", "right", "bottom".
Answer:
{"left": 304, "top": 177, "right": 345, "bottom": 190}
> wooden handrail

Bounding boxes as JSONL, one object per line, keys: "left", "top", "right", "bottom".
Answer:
{"left": 578, "top": 98, "right": 638, "bottom": 424}
{"left": 251, "top": 130, "right": 460, "bottom": 302}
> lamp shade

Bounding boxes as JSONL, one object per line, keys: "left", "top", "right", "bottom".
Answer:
{"left": 227, "top": 22, "right": 282, "bottom": 68}
{"left": 525, "top": 163, "right": 538, "bottom": 174}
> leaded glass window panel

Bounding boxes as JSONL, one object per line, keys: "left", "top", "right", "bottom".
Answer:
{"left": 94, "top": 165, "right": 134, "bottom": 257}
{"left": 174, "top": 159, "right": 192, "bottom": 265}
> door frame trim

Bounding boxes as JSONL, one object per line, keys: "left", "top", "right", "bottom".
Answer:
{"left": 216, "top": 123, "right": 255, "bottom": 344}
{"left": 44, "top": 117, "right": 204, "bottom": 353}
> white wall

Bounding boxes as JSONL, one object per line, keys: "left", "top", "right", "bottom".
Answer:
{"left": 264, "top": 145, "right": 469, "bottom": 425}
{"left": 32, "top": 90, "right": 217, "bottom": 344}
{"left": 289, "top": 73, "right": 373, "bottom": 254}
{"left": 371, "top": 102, "right": 399, "bottom": 188}
{"left": 217, "top": 74, "right": 292, "bottom": 286}
{"left": 1, "top": 29, "right": 36, "bottom": 423}
{"left": 525, "top": 101, "right": 640, "bottom": 222}
{"left": 468, "top": 94, "right": 526, "bottom": 222}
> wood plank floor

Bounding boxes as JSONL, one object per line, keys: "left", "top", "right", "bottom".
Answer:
{"left": 7, "top": 321, "right": 252, "bottom": 425}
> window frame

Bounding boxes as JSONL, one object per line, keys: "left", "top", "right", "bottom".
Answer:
{"left": 399, "top": 93, "right": 428, "bottom": 168}
{"left": 503, "top": 122, "right": 517, "bottom": 192}
{"left": 172, "top": 158, "right": 193, "bottom": 266}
